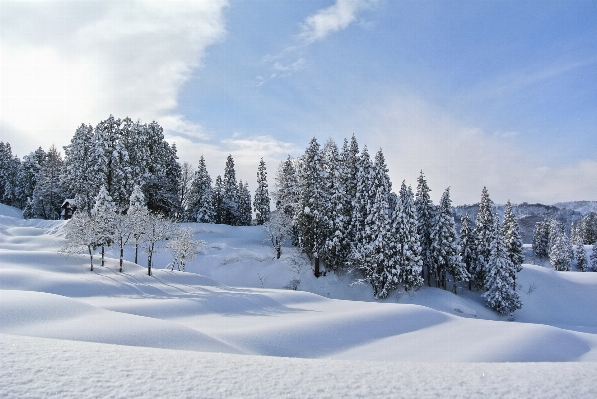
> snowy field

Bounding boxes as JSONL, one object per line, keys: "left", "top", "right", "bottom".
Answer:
{"left": 1, "top": 203, "right": 596, "bottom": 398}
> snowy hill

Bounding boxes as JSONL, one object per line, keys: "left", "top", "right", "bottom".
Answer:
{"left": 1, "top": 206, "right": 597, "bottom": 397}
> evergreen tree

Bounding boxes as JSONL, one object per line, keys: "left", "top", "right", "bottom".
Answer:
{"left": 0, "top": 142, "right": 21, "bottom": 207}
{"left": 532, "top": 220, "right": 550, "bottom": 259}
{"left": 295, "top": 138, "right": 327, "bottom": 276}
{"left": 16, "top": 147, "right": 45, "bottom": 208}
{"left": 574, "top": 236, "right": 588, "bottom": 272}
{"left": 390, "top": 181, "right": 423, "bottom": 292}
{"left": 273, "top": 156, "right": 300, "bottom": 245}
{"left": 213, "top": 175, "right": 224, "bottom": 224}
{"left": 459, "top": 213, "right": 479, "bottom": 290}
{"left": 61, "top": 124, "right": 96, "bottom": 212}
{"left": 430, "top": 188, "right": 468, "bottom": 292}
{"left": 472, "top": 187, "right": 495, "bottom": 289}
{"left": 254, "top": 158, "right": 271, "bottom": 225}
{"left": 221, "top": 155, "right": 239, "bottom": 225}
{"left": 91, "top": 185, "right": 116, "bottom": 267}
{"left": 579, "top": 213, "right": 597, "bottom": 246}
{"left": 502, "top": 200, "right": 524, "bottom": 287}
{"left": 188, "top": 156, "right": 214, "bottom": 223}
{"left": 358, "top": 149, "right": 393, "bottom": 298}
{"left": 482, "top": 216, "right": 522, "bottom": 315}
{"left": 549, "top": 229, "right": 572, "bottom": 271}
{"left": 32, "top": 145, "right": 64, "bottom": 220}
{"left": 415, "top": 171, "right": 436, "bottom": 286}
{"left": 237, "top": 180, "right": 252, "bottom": 226}
{"left": 350, "top": 146, "right": 373, "bottom": 270}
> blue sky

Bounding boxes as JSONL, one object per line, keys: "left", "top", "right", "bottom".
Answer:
{"left": 1, "top": 0, "right": 596, "bottom": 204}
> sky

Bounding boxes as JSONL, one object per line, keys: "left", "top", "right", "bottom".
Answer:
{"left": 1, "top": 0, "right": 596, "bottom": 205}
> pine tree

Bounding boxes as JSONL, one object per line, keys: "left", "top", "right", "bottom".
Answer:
{"left": 359, "top": 149, "right": 393, "bottom": 298}
{"left": 415, "top": 171, "right": 436, "bottom": 286}
{"left": 430, "top": 188, "right": 468, "bottom": 292}
{"left": 127, "top": 185, "right": 149, "bottom": 265}
{"left": 188, "top": 156, "right": 214, "bottom": 223}
{"left": 350, "top": 146, "right": 373, "bottom": 270}
{"left": 254, "top": 158, "right": 271, "bottom": 225}
{"left": 213, "top": 175, "right": 224, "bottom": 224}
{"left": 91, "top": 185, "right": 116, "bottom": 267}
{"left": 550, "top": 229, "right": 572, "bottom": 271}
{"left": 221, "top": 155, "right": 239, "bottom": 225}
{"left": 591, "top": 242, "right": 597, "bottom": 272}
{"left": 61, "top": 124, "right": 96, "bottom": 212}
{"left": 502, "top": 200, "right": 524, "bottom": 287}
{"left": 32, "top": 145, "right": 64, "bottom": 220}
{"left": 16, "top": 147, "right": 45, "bottom": 209}
{"left": 274, "top": 156, "right": 300, "bottom": 245}
{"left": 459, "top": 213, "right": 479, "bottom": 290}
{"left": 0, "top": 142, "right": 21, "bottom": 207}
{"left": 532, "top": 220, "right": 550, "bottom": 259}
{"left": 295, "top": 138, "right": 327, "bottom": 276}
{"left": 574, "top": 236, "right": 588, "bottom": 272}
{"left": 237, "top": 180, "right": 252, "bottom": 226}
{"left": 390, "top": 181, "right": 423, "bottom": 292}
{"left": 482, "top": 216, "right": 522, "bottom": 315}
{"left": 472, "top": 187, "right": 495, "bottom": 289}
{"left": 579, "top": 213, "right": 597, "bottom": 246}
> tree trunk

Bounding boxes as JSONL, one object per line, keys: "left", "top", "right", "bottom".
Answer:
{"left": 314, "top": 257, "right": 320, "bottom": 278}
{"left": 148, "top": 253, "right": 152, "bottom": 276}
{"left": 101, "top": 245, "right": 105, "bottom": 266}
{"left": 88, "top": 245, "right": 94, "bottom": 271}
{"left": 119, "top": 245, "right": 124, "bottom": 273}
{"left": 134, "top": 238, "right": 139, "bottom": 264}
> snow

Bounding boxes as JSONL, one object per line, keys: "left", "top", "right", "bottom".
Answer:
{"left": 1, "top": 204, "right": 597, "bottom": 397}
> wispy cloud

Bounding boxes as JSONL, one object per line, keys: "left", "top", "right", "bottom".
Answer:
{"left": 296, "top": 0, "right": 372, "bottom": 45}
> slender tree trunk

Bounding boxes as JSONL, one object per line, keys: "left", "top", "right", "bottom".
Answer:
{"left": 148, "top": 252, "right": 152, "bottom": 276}
{"left": 88, "top": 245, "right": 94, "bottom": 271}
{"left": 314, "top": 257, "right": 320, "bottom": 277}
{"left": 119, "top": 245, "right": 124, "bottom": 273}
{"left": 135, "top": 237, "right": 139, "bottom": 264}
{"left": 101, "top": 245, "right": 105, "bottom": 266}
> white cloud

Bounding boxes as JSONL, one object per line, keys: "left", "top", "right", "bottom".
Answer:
{"left": 297, "top": 0, "right": 372, "bottom": 45}
{"left": 354, "top": 96, "right": 597, "bottom": 205}
{"left": 0, "top": 0, "right": 227, "bottom": 156}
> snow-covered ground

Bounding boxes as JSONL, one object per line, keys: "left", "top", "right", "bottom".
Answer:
{"left": 1, "top": 203, "right": 596, "bottom": 397}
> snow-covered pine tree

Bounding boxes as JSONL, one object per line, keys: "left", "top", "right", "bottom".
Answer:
{"left": 549, "top": 229, "right": 572, "bottom": 271}
{"left": 127, "top": 184, "right": 149, "bottom": 265}
{"left": 532, "top": 220, "right": 550, "bottom": 259}
{"left": 502, "top": 200, "right": 524, "bottom": 287}
{"left": 61, "top": 123, "right": 96, "bottom": 212}
{"left": 91, "top": 185, "right": 116, "bottom": 267}
{"left": 459, "top": 213, "right": 478, "bottom": 290}
{"left": 472, "top": 187, "right": 495, "bottom": 289}
{"left": 580, "top": 213, "right": 597, "bottom": 246}
{"left": 350, "top": 145, "right": 373, "bottom": 270}
{"left": 188, "top": 156, "right": 214, "bottom": 223}
{"left": 295, "top": 138, "right": 327, "bottom": 276}
{"left": 221, "top": 155, "right": 239, "bottom": 225}
{"left": 415, "top": 171, "right": 436, "bottom": 286}
{"left": 321, "top": 139, "right": 350, "bottom": 272}
{"left": 390, "top": 181, "right": 423, "bottom": 292}
{"left": 59, "top": 211, "right": 100, "bottom": 271}
{"left": 254, "top": 158, "right": 271, "bottom": 225}
{"left": 482, "top": 217, "right": 522, "bottom": 315}
{"left": 90, "top": 115, "right": 131, "bottom": 211}
{"left": 591, "top": 242, "right": 597, "bottom": 272}
{"left": 0, "top": 142, "right": 21, "bottom": 207}
{"left": 430, "top": 188, "right": 467, "bottom": 292}
{"left": 166, "top": 226, "right": 203, "bottom": 272}
{"left": 31, "top": 145, "right": 64, "bottom": 220}
{"left": 213, "top": 175, "right": 224, "bottom": 224}
{"left": 237, "top": 180, "right": 252, "bottom": 226}
{"left": 359, "top": 149, "right": 394, "bottom": 298}
{"left": 273, "top": 156, "right": 300, "bottom": 245}
{"left": 16, "top": 147, "right": 45, "bottom": 209}
{"left": 178, "top": 162, "right": 194, "bottom": 221}
{"left": 574, "top": 236, "right": 588, "bottom": 272}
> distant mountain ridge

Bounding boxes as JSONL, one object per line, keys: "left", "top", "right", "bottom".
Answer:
{"left": 453, "top": 201, "right": 597, "bottom": 244}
